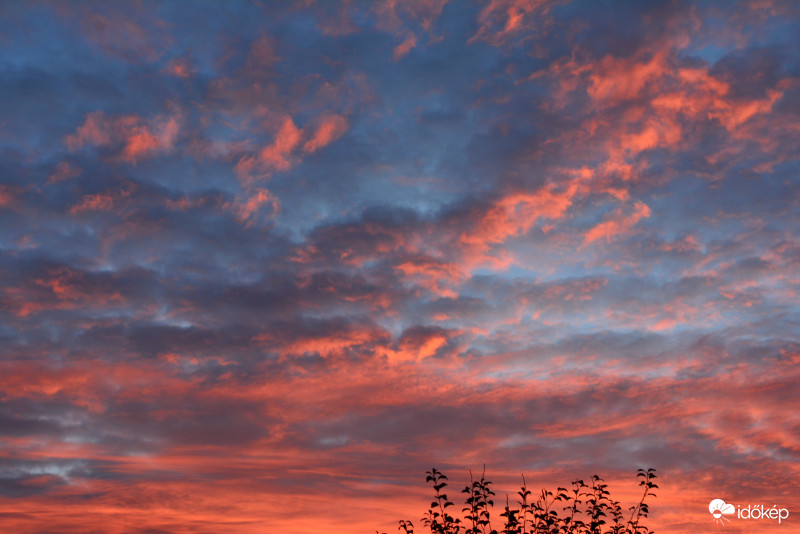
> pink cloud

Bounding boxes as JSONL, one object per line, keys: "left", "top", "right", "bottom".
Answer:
{"left": 69, "top": 188, "right": 134, "bottom": 215}
{"left": 396, "top": 256, "right": 465, "bottom": 298}
{"left": 469, "top": 0, "right": 557, "bottom": 45}
{"left": 0, "top": 185, "right": 17, "bottom": 208}
{"left": 2, "top": 265, "right": 127, "bottom": 318}
{"left": 237, "top": 116, "right": 302, "bottom": 178}
{"left": 459, "top": 181, "right": 580, "bottom": 267}
{"left": 121, "top": 116, "right": 179, "bottom": 164}
{"left": 584, "top": 200, "right": 652, "bottom": 244}
{"left": 393, "top": 33, "right": 417, "bottom": 60}
{"left": 254, "top": 325, "right": 389, "bottom": 360}
{"left": 65, "top": 111, "right": 112, "bottom": 150}
{"left": 237, "top": 114, "right": 351, "bottom": 182}
{"left": 389, "top": 330, "right": 450, "bottom": 363}
{"left": 303, "top": 114, "right": 349, "bottom": 153}
{"left": 65, "top": 111, "right": 180, "bottom": 164}
{"left": 587, "top": 51, "right": 667, "bottom": 104}
{"left": 164, "top": 57, "right": 196, "bottom": 79}
{"left": 48, "top": 161, "right": 82, "bottom": 185}
{"left": 69, "top": 192, "right": 116, "bottom": 214}
{"left": 224, "top": 188, "right": 281, "bottom": 228}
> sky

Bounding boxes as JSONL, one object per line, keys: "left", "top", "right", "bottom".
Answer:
{"left": 0, "top": 1, "right": 799, "bottom": 532}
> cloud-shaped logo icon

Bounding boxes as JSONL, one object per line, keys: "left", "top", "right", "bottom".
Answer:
{"left": 709, "top": 499, "right": 735, "bottom": 525}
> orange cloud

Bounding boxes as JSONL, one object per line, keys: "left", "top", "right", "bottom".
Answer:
{"left": 65, "top": 111, "right": 112, "bottom": 150}
{"left": 121, "top": 116, "right": 179, "bottom": 163}
{"left": 32, "top": 268, "right": 88, "bottom": 302}
{"left": 596, "top": 113, "right": 683, "bottom": 182}
{"left": 237, "top": 114, "right": 351, "bottom": 182}
{"left": 651, "top": 66, "right": 783, "bottom": 134}
{"left": 659, "top": 234, "right": 701, "bottom": 254}
{"left": 224, "top": 188, "right": 281, "bottom": 227}
{"left": 587, "top": 51, "right": 667, "bottom": 104}
{"left": 393, "top": 33, "right": 417, "bottom": 60}
{"left": 584, "top": 200, "right": 651, "bottom": 244}
{"left": 258, "top": 116, "right": 302, "bottom": 168}
{"left": 255, "top": 326, "right": 389, "bottom": 360}
{"left": 65, "top": 111, "right": 180, "bottom": 164}
{"left": 164, "top": 57, "right": 196, "bottom": 79}
{"left": 303, "top": 114, "right": 348, "bottom": 153}
{"left": 542, "top": 48, "right": 787, "bottom": 190}
{"left": 3, "top": 265, "right": 127, "bottom": 318}
{"left": 396, "top": 256, "right": 465, "bottom": 297}
{"left": 69, "top": 193, "right": 115, "bottom": 214}
{"left": 373, "top": 326, "right": 460, "bottom": 364}
{"left": 393, "top": 334, "right": 448, "bottom": 363}
{"left": 713, "top": 89, "right": 782, "bottom": 132}
{"left": 48, "top": 161, "right": 82, "bottom": 185}
{"left": 469, "top": 0, "right": 556, "bottom": 45}
{"left": 69, "top": 188, "right": 132, "bottom": 215}
{"left": 459, "top": 181, "right": 580, "bottom": 267}
{"left": 236, "top": 116, "right": 303, "bottom": 180}
{"left": 0, "top": 185, "right": 16, "bottom": 208}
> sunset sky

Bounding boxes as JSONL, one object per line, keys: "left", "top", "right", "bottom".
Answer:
{"left": 1, "top": 1, "right": 799, "bottom": 533}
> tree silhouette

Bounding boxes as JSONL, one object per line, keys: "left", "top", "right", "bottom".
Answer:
{"left": 378, "top": 467, "right": 657, "bottom": 534}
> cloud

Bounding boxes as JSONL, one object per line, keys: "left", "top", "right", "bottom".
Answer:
{"left": 395, "top": 256, "right": 465, "bottom": 298}
{"left": 584, "top": 201, "right": 652, "bottom": 245}
{"left": 236, "top": 114, "right": 350, "bottom": 182}
{"left": 587, "top": 51, "right": 668, "bottom": 105}
{"left": 469, "top": 0, "right": 558, "bottom": 45}
{"left": 64, "top": 111, "right": 112, "bottom": 151}
{"left": 256, "top": 116, "right": 303, "bottom": 169}
{"left": 69, "top": 191, "right": 118, "bottom": 214}
{"left": 224, "top": 188, "right": 281, "bottom": 227}
{"left": 65, "top": 111, "right": 180, "bottom": 164}
{"left": 1, "top": 2, "right": 799, "bottom": 533}
{"left": 0, "top": 185, "right": 17, "bottom": 208}
{"left": 393, "top": 33, "right": 418, "bottom": 60}
{"left": 458, "top": 182, "right": 580, "bottom": 267}
{"left": 47, "top": 161, "right": 82, "bottom": 185}
{"left": 234, "top": 116, "right": 302, "bottom": 180}
{"left": 163, "top": 57, "right": 196, "bottom": 79}
{"left": 303, "top": 114, "right": 349, "bottom": 154}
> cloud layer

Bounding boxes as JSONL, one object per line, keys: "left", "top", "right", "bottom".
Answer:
{"left": 1, "top": 1, "right": 799, "bottom": 532}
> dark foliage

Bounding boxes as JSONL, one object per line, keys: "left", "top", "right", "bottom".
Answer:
{"left": 378, "top": 467, "right": 657, "bottom": 534}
